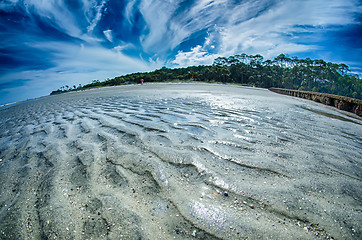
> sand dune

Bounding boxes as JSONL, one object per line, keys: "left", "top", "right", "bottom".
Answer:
{"left": 0, "top": 83, "right": 361, "bottom": 239}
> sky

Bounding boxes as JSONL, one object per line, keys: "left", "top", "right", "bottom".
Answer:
{"left": 0, "top": 0, "right": 361, "bottom": 105}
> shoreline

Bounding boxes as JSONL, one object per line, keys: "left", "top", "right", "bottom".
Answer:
{"left": 269, "top": 88, "right": 362, "bottom": 117}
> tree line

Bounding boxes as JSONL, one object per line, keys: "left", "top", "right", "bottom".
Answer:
{"left": 51, "top": 53, "right": 361, "bottom": 99}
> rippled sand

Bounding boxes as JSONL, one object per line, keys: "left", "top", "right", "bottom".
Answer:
{"left": 0, "top": 83, "right": 361, "bottom": 239}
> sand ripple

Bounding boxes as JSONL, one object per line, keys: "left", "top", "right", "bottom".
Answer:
{"left": 0, "top": 84, "right": 361, "bottom": 239}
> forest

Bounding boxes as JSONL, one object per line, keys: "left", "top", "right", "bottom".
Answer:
{"left": 51, "top": 53, "right": 362, "bottom": 99}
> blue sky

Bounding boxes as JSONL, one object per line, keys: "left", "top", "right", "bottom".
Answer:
{"left": 0, "top": 0, "right": 361, "bottom": 105}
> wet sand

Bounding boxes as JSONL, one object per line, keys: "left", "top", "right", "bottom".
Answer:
{"left": 0, "top": 83, "right": 361, "bottom": 239}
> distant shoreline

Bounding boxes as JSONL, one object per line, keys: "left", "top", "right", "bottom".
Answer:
{"left": 0, "top": 95, "right": 52, "bottom": 110}
{"left": 52, "top": 80, "right": 362, "bottom": 117}
{"left": 2, "top": 82, "right": 362, "bottom": 118}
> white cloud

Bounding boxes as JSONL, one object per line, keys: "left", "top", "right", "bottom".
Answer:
{"left": 124, "top": 0, "right": 138, "bottom": 24}
{"left": 172, "top": 45, "right": 220, "bottom": 67}
{"left": 22, "top": 0, "right": 83, "bottom": 37}
{"left": 137, "top": 0, "right": 236, "bottom": 55}
{"left": 169, "top": 0, "right": 359, "bottom": 65}
{"left": 103, "top": 29, "right": 113, "bottom": 42}
{"left": 1, "top": 0, "right": 108, "bottom": 40}
{"left": 86, "top": 0, "right": 108, "bottom": 33}
{"left": 113, "top": 43, "right": 135, "bottom": 52}
{"left": 32, "top": 41, "right": 158, "bottom": 75}
{"left": 216, "top": 0, "right": 358, "bottom": 58}
{"left": 139, "top": 0, "right": 181, "bottom": 53}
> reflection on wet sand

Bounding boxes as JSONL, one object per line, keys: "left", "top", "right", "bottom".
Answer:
{"left": 302, "top": 107, "right": 361, "bottom": 125}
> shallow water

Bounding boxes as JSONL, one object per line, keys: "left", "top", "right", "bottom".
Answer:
{"left": 0, "top": 83, "right": 361, "bottom": 239}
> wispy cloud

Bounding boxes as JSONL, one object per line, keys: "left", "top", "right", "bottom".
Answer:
{"left": 86, "top": 0, "right": 109, "bottom": 33}
{"left": 103, "top": 29, "right": 113, "bottom": 42}
{"left": 138, "top": 0, "right": 181, "bottom": 54}
{"left": 173, "top": 0, "right": 360, "bottom": 64}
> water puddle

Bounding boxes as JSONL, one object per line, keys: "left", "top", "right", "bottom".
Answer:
{"left": 302, "top": 107, "right": 361, "bottom": 125}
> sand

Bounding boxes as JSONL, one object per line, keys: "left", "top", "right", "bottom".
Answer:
{"left": 0, "top": 83, "right": 361, "bottom": 239}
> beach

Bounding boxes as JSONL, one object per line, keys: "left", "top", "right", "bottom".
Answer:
{"left": 0, "top": 83, "right": 361, "bottom": 239}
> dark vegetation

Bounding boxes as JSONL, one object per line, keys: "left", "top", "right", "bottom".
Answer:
{"left": 51, "top": 53, "right": 361, "bottom": 99}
